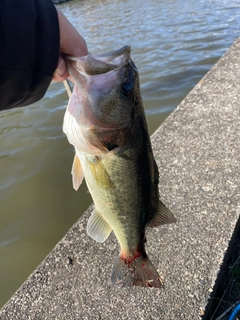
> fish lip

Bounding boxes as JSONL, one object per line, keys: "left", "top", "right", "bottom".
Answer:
{"left": 65, "top": 45, "right": 131, "bottom": 61}
{"left": 65, "top": 45, "right": 132, "bottom": 77}
{"left": 93, "top": 45, "right": 131, "bottom": 59}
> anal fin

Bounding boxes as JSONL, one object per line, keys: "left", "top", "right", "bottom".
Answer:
{"left": 149, "top": 200, "right": 177, "bottom": 228}
{"left": 87, "top": 208, "right": 112, "bottom": 243}
{"left": 71, "top": 153, "right": 84, "bottom": 191}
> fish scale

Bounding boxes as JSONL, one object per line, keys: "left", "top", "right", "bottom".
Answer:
{"left": 80, "top": 145, "right": 145, "bottom": 253}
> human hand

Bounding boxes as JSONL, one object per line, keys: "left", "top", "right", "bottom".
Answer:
{"left": 52, "top": 7, "right": 88, "bottom": 82}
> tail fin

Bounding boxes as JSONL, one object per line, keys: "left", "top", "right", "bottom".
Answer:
{"left": 111, "top": 254, "right": 163, "bottom": 288}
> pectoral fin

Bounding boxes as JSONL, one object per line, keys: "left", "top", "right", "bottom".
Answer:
{"left": 149, "top": 200, "right": 177, "bottom": 228}
{"left": 71, "top": 153, "right": 84, "bottom": 191}
{"left": 87, "top": 208, "right": 112, "bottom": 243}
{"left": 88, "top": 157, "right": 113, "bottom": 189}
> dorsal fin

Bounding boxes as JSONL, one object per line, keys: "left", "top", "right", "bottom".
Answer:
{"left": 148, "top": 200, "right": 177, "bottom": 228}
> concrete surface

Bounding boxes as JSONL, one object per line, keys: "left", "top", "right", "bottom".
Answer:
{"left": 1, "top": 37, "right": 240, "bottom": 320}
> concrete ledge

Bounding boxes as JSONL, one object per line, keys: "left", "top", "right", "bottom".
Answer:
{"left": 1, "top": 37, "right": 240, "bottom": 319}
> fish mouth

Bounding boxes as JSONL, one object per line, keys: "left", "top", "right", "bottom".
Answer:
{"left": 66, "top": 45, "right": 131, "bottom": 77}
{"left": 64, "top": 45, "right": 136, "bottom": 154}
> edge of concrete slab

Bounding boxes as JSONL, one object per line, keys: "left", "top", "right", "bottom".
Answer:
{"left": 1, "top": 37, "right": 240, "bottom": 320}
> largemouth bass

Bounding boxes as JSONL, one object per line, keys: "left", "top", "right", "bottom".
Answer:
{"left": 63, "top": 46, "right": 176, "bottom": 288}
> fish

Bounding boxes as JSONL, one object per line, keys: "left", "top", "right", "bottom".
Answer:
{"left": 62, "top": 46, "right": 176, "bottom": 288}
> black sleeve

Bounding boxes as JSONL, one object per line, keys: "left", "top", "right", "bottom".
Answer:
{"left": 0, "top": 0, "right": 60, "bottom": 111}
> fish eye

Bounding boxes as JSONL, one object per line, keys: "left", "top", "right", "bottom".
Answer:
{"left": 121, "top": 81, "right": 134, "bottom": 99}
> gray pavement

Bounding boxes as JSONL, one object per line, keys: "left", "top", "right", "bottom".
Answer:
{"left": 1, "top": 37, "right": 240, "bottom": 320}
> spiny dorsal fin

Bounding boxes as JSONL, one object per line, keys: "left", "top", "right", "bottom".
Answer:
{"left": 87, "top": 208, "right": 112, "bottom": 243}
{"left": 148, "top": 200, "right": 177, "bottom": 228}
{"left": 71, "top": 153, "right": 84, "bottom": 191}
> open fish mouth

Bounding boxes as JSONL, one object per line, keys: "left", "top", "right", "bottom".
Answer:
{"left": 66, "top": 45, "right": 131, "bottom": 75}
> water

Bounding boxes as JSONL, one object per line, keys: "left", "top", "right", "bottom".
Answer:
{"left": 0, "top": 0, "right": 240, "bottom": 308}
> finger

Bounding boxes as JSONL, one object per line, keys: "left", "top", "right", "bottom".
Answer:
{"left": 52, "top": 57, "right": 69, "bottom": 82}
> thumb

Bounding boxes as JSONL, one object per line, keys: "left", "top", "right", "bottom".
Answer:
{"left": 52, "top": 56, "right": 68, "bottom": 82}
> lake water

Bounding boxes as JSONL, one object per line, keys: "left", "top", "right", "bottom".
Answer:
{"left": 1, "top": 0, "right": 240, "bottom": 308}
